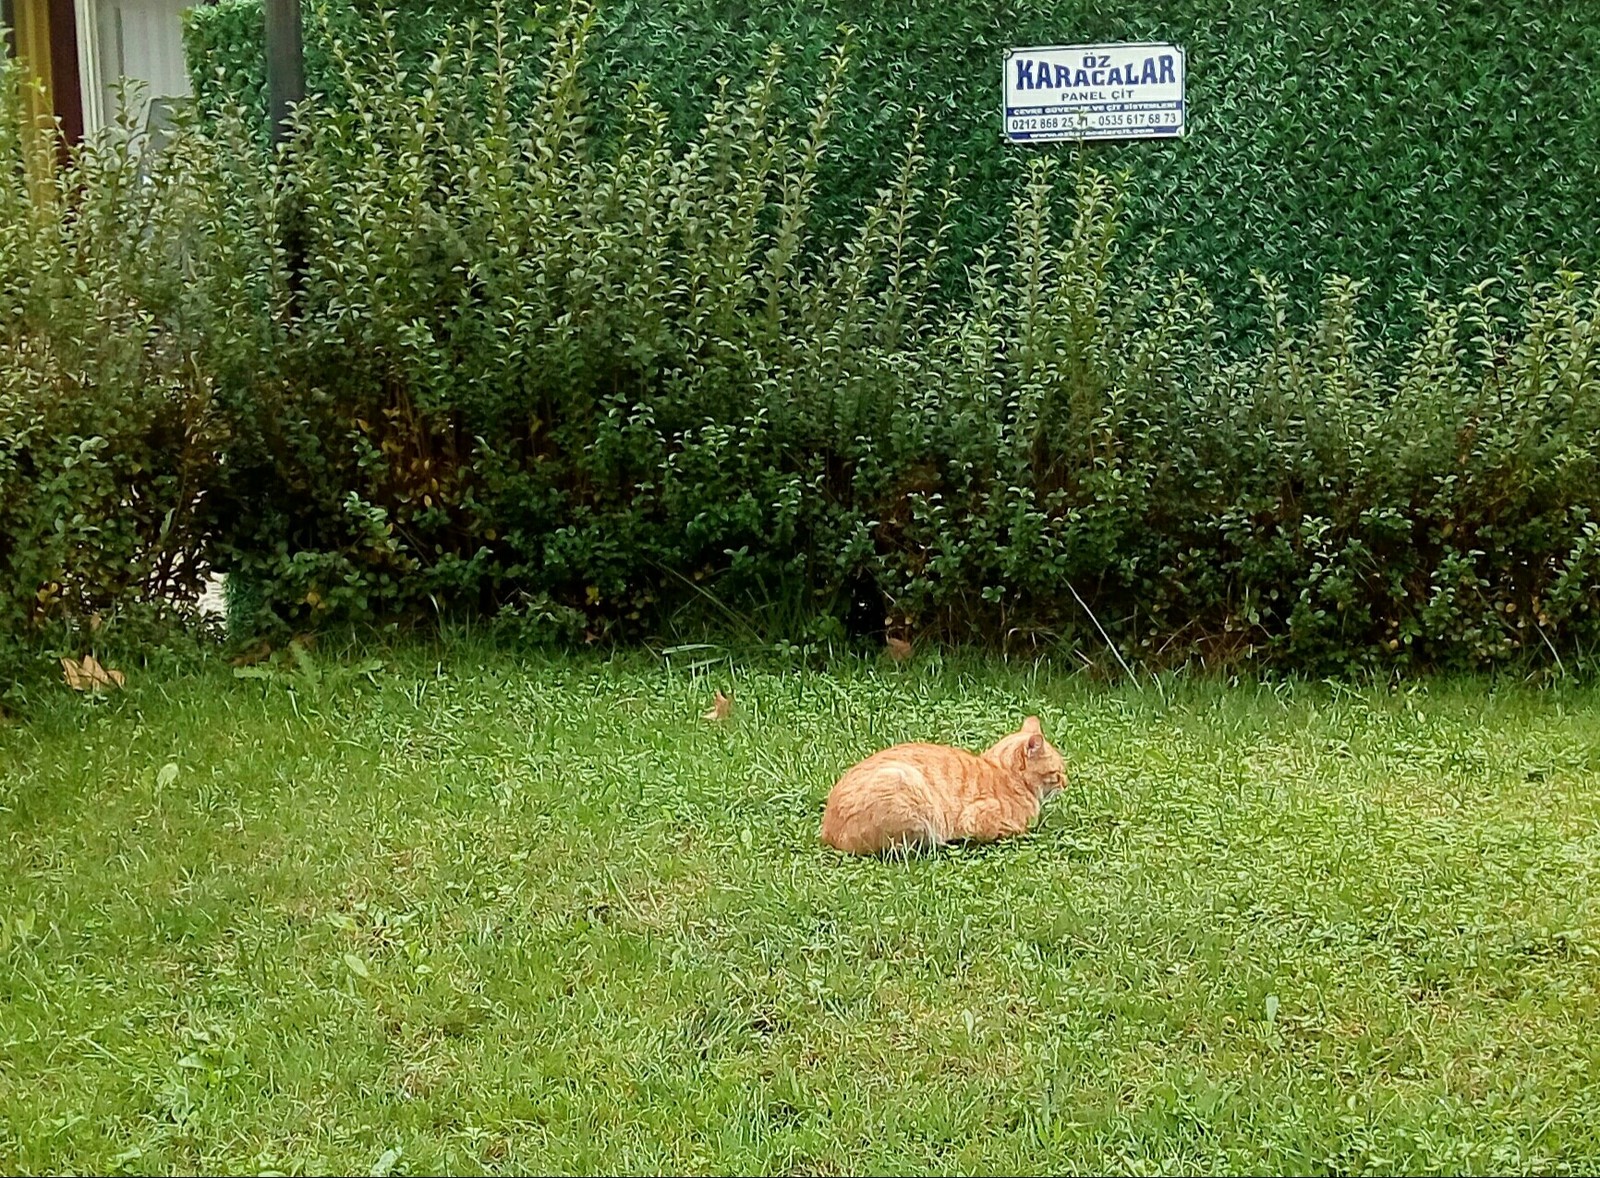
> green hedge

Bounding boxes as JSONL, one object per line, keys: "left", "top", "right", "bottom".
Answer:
{"left": 183, "top": 0, "right": 267, "bottom": 131}
{"left": 8, "top": 4, "right": 1595, "bottom": 679}
{"left": 1, "top": 63, "right": 223, "bottom": 690}
{"left": 185, "top": 0, "right": 1600, "bottom": 335}
{"left": 171, "top": 11, "right": 1600, "bottom": 674}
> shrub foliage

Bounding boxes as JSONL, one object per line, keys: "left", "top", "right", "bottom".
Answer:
{"left": 186, "top": 0, "right": 1600, "bottom": 338}
{"left": 4, "top": 3, "right": 1599, "bottom": 676}
{"left": 0, "top": 70, "right": 223, "bottom": 682}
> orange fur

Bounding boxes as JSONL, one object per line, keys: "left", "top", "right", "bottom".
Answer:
{"left": 820, "top": 716, "right": 1067, "bottom": 855}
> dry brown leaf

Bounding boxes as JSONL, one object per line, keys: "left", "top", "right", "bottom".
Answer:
{"left": 61, "top": 655, "right": 125, "bottom": 692}
{"left": 230, "top": 640, "right": 274, "bottom": 668}
{"left": 885, "top": 636, "right": 914, "bottom": 663}
{"left": 703, "top": 690, "right": 732, "bottom": 722}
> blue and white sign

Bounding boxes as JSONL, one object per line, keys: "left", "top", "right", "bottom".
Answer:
{"left": 1004, "top": 43, "right": 1186, "bottom": 142}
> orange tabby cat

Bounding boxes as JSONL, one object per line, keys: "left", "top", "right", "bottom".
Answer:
{"left": 820, "top": 716, "right": 1066, "bottom": 855}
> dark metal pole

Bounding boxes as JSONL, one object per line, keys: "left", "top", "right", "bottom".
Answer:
{"left": 264, "top": 0, "right": 304, "bottom": 146}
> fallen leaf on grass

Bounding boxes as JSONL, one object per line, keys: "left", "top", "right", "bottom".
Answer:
{"left": 230, "top": 640, "right": 273, "bottom": 668}
{"left": 61, "top": 655, "right": 124, "bottom": 692}
{"left": 703, "top": 690, "right": 733, "bottom": 721}
{"left": 885, "top": 636, "right": 914, "bottom": 663}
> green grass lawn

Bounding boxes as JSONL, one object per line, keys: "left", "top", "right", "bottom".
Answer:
{"left": 3, "top": 644, "right": 1600, "bottom": 1175}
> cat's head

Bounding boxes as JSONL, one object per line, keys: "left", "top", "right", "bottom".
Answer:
{"left": 988, "top": 715, "right": 1067, "bottom": 798}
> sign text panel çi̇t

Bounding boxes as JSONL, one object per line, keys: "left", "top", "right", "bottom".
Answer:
{"left": 1004, "top": 43, "right": 1186, "bottom": 142}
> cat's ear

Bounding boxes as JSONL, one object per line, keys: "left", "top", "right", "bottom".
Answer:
{"left": 1021, "top": 716, "right": 1042, "bottom": 735}
{"left": 1025, "top": 733, "right": 1044, "bottom": 759}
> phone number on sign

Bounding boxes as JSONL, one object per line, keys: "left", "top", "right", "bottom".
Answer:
{"left": 1007, "top": 110, "right": 1180, "bottom": 132}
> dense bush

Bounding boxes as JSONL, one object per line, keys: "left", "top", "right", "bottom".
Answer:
{"left": 185, "top": 0, "right": 1600, "bottom": 339}
{"left": 0, "top": 66, "right": 223, "bottom": 685}
{"left": 5, "top": 2, "right": 1600, "bottom": 679}
{"left": 184, "top": 5, "right": 1599, "bottom": 672}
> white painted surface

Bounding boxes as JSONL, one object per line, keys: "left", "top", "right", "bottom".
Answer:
{"left": 74, "top": 0, "right": 106, "bottom": 134}
{"left": 89, "top": 0, "right": 193, "bottom": 132}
